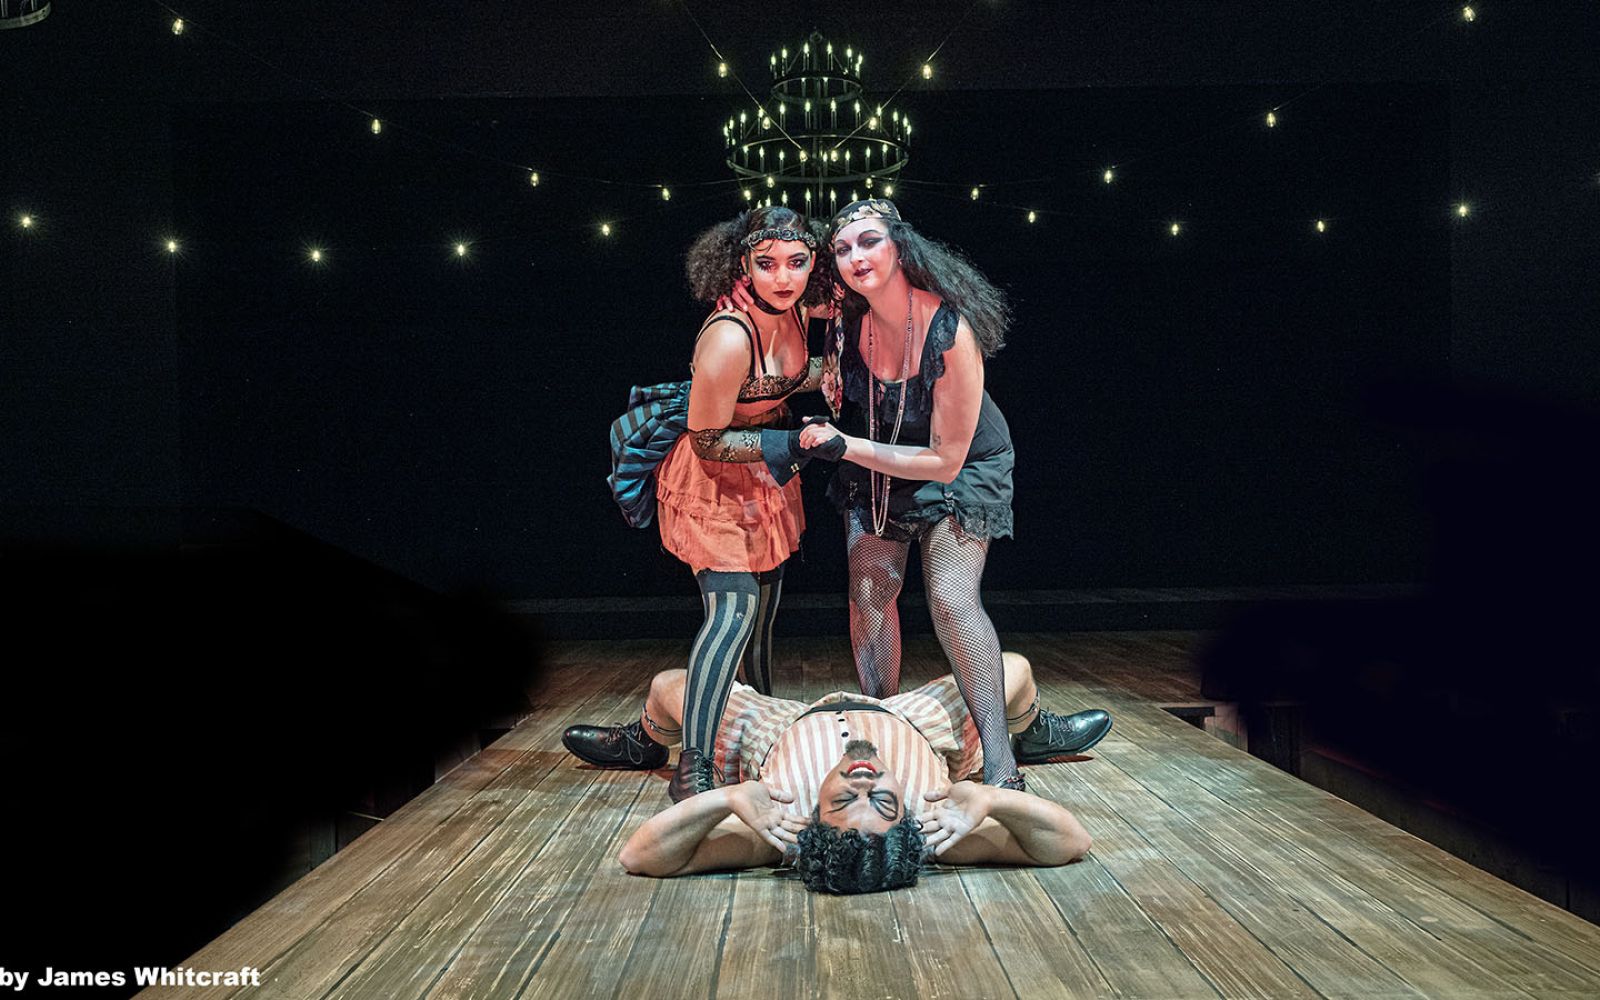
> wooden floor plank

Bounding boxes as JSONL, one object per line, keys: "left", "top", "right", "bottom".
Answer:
{"left": 892, "top": 869, "right": 1017, "bottom": 1000}
{"left": 955, "top": 867, "right": 1116, "bottom": 999}
{"left": 139, "top": 633, "right": 1600, "bottom": 1000}
{"left": 1028, "top": 767, "right": 1319, "bottom": 1000}
{"left": 715, "top": 870, "right": 816, "bottom": 1000}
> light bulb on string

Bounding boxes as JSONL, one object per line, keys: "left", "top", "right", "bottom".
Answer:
{"left": 370, "top": 118, "right": 382, "bottom": 135}
{"left": 528, "top": 171, "right": 540, "bottom": 187}
{"left": 781, "top": 191, "right": 789, "bottom": 205}
{"left": 1456, "top": 202, "right": 1471, "bottom": 218}
{"left": 1027, "top": 211, "right": 1037, "bottom": 224}
{"left": 1266, "top": 110, "right": 1277, "bottom": 128}
{"left": 19, "top": 214, "right": 33, "bottom": 229}
{"left": 1169, "top": 222, "right": 1182, "bottom": 237}
{"left": 766, "top": 175, "right": 775, "bottom": 188}
{"left": 718, "top": 62, "right": 728, "bottom": 78}
{"left": 1104, "top": 168, "right": 1115, "bottom": 184}
{"left": 1462, "top": 6, "right": 1476, "bottom": 21}
{"left": 171, "top": 18, "right": 184, "bottom": 35}
{"left": 922, "top": 63, "right": 933, "bottom": 79}
{"left": 455, "top": 242, "right": 468, "bottom": 257}
{"left": 883, "top": 184, "right": 893, "bottom": 196}
{"left": 1315, "top": 219, "right": 1327, "bottom": 233}
{"left": 309, "top": 248, "right": 323, "bottom": 263}
{"left": 799, "top": 149, "right": 808, "bottom": 162}
{"left": 166, "top": 238, "right": 179, "bottom": 253}
{"left": 805, "top": 189, "right": 813, "bottom": 204}
{"left": 970, "top": 186, "right": 980, "bottom": 201}
{"left": 661, "top": 187, "right": 671, "bottom": 201}
{"left": 743, "top": 188, "right": 752, "bottom": 201}
{"left": 600, "top": 223, "right": 612, "bottom": 236}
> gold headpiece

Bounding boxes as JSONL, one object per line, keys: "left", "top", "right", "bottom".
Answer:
{"left": 830, "top": 198, "right": 902, "bottom": 233}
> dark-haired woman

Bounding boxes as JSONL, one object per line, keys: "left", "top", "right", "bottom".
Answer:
{"left": 801, "top": 199, "right": 1108, "bottom": 791}
{"left": 568, "top": 206, "right": 836, "bottom": 803}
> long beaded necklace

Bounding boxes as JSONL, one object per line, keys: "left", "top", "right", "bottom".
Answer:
{"left": 866, "top": 288, "right": 915, "bottom": 536}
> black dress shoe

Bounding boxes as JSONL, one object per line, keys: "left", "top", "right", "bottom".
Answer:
{"left": 667, "top": 748, "right": 720, "bottom": 803}
{"left": 562, "top": 720, "right": 668, "bottom": 770}
{"left": 1012, "top": 709, "right": 1113, "bottom": 763}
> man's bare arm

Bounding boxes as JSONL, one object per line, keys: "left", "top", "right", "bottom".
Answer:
{"left": 618, "top": 783, "right": 796, "bottom": 877}
{"left": 924, "top": 782, "right": 1091, "bottom": 867}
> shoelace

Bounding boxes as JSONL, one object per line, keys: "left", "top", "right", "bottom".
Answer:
{"left": 618, "top": 722, "right": 653, "bottom": 764}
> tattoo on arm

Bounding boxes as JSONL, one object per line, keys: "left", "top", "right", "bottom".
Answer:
{"left": 691, "top": 427, "right": 765, "bottom": 462}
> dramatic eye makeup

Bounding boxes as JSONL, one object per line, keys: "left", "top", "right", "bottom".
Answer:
{"left": 826, "top": 790, "right": 901, "bottom": 821}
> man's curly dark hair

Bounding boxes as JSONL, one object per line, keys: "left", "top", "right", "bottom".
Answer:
{"left": 793, "top": 811, "right": 926, "bottom": 894}
{"left": 685, "top": 205, "right": 834, "bottom": 308}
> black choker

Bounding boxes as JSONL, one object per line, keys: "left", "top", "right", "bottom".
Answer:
{"left": 750, "top": 293, "right": 790, "bottom": 315}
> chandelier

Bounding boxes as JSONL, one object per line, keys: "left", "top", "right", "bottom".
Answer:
{"left": 0, "top": 0, "right": 50, "bottom": 29}
{"left": 724, "top": 31, "right": 910, "bottom": 213}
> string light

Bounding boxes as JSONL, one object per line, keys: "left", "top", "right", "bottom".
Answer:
{"left": 660, "top": 187, "right": 671, "bottom": 201}
{"left": 309, "top": 248, "right": 323, "bottom": 263}
{"left": 1316, "top": 219, "right": 1327, "bottom": 233}
{"left": 528, "top": 171, "right": 540, "bottom": 187}
{"left": 1266, "top": 110, "right": 1278, "bottom": 128}
{"left": 455, "top": 242, "right": 468, "bottom": 257}
{"left": 922, "top": 63, "right": 933, "bottom": 79}
{"left": 1169, "top": 222, "right": 1182, "bottom": 236}
{"left": 1104, "top": 168, "right": 1116, "bottom": 184}
{"left": 370, "top": 118, "right": 382, "bottom": 135}
{"left": 600, "top": 223, "right": 612, "bottom": 236}
{"left": 766, "top": 175, "right": 775, "bottom": 188}
{"left": 1456, "top": 202, "right": 1471, "bottom": 217}
{"left": 884, "top": 184, "right": 893, "bottom": 196}
{"left": 970, "top": 186, "right": 980, "bottom": 200}
{"left": 1462, "top": 6, "right": 1476, "bottom": 21}
{"left": 799, "top": 149, "right": 809, "bottom": 162}
{"left": 171, "top": 18, "right": 184, "bottom": 35}
{"left": 868, "top": 116, "right": 879, "bottom": 130}
{"left": 1027, "top": 210, "right": 1037, "bottom": 223}
{"left": 743, "top": 188, "right": 752, "bottom": 200}
{"left": 718, "top": 62, "right": 728, "bottom": 78}
{"left": 19, "top": 214, "right": 33, "bottom": 229}
{"left": 165, "top": 239, "right": 179, "bottom": 253}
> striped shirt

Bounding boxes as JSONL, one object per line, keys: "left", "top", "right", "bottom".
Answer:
{"left": 712, "top": 678, "right": 983, "bottom": 820}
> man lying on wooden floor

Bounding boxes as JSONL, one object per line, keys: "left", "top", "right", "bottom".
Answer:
{"left": 561, "top": 651, "right": 1107, "bottom": 894}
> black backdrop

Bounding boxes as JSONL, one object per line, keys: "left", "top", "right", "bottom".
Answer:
{"left": 170, "top": 85, "right": 1446, "bottom": 600}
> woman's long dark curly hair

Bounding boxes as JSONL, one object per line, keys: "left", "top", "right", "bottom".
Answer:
{"left": 836, "top": 217, "right": 1011, "bottom": 357}
{"left": 685, "top": 205, "right": 834, "bottom": 308}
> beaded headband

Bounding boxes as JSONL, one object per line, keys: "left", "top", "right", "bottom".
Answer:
{"left": 740, "top": 226, "right": 818, "bottom": 249}
{"left": 830, "top": 198, "right": 902, "bottom": 233}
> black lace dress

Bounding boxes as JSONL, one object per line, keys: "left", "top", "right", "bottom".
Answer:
{"left": 826, "top": 303, "right": 1015, "bottom": 542}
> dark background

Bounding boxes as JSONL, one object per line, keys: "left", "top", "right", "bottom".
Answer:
{"left": 4, "top": 0, "right": 1600, "bottom": 987}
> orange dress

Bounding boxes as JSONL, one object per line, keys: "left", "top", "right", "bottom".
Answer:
{"left": 655, "top": 318, "right": 813, "bottom": 574}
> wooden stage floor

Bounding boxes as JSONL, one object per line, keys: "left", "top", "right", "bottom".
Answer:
{"left": 142, "top": 633, "right": 1600, "bottom": 999}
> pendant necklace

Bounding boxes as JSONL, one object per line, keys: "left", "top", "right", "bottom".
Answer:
{"left": 866, "top": 288, "right": 914, "bottom": 536}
